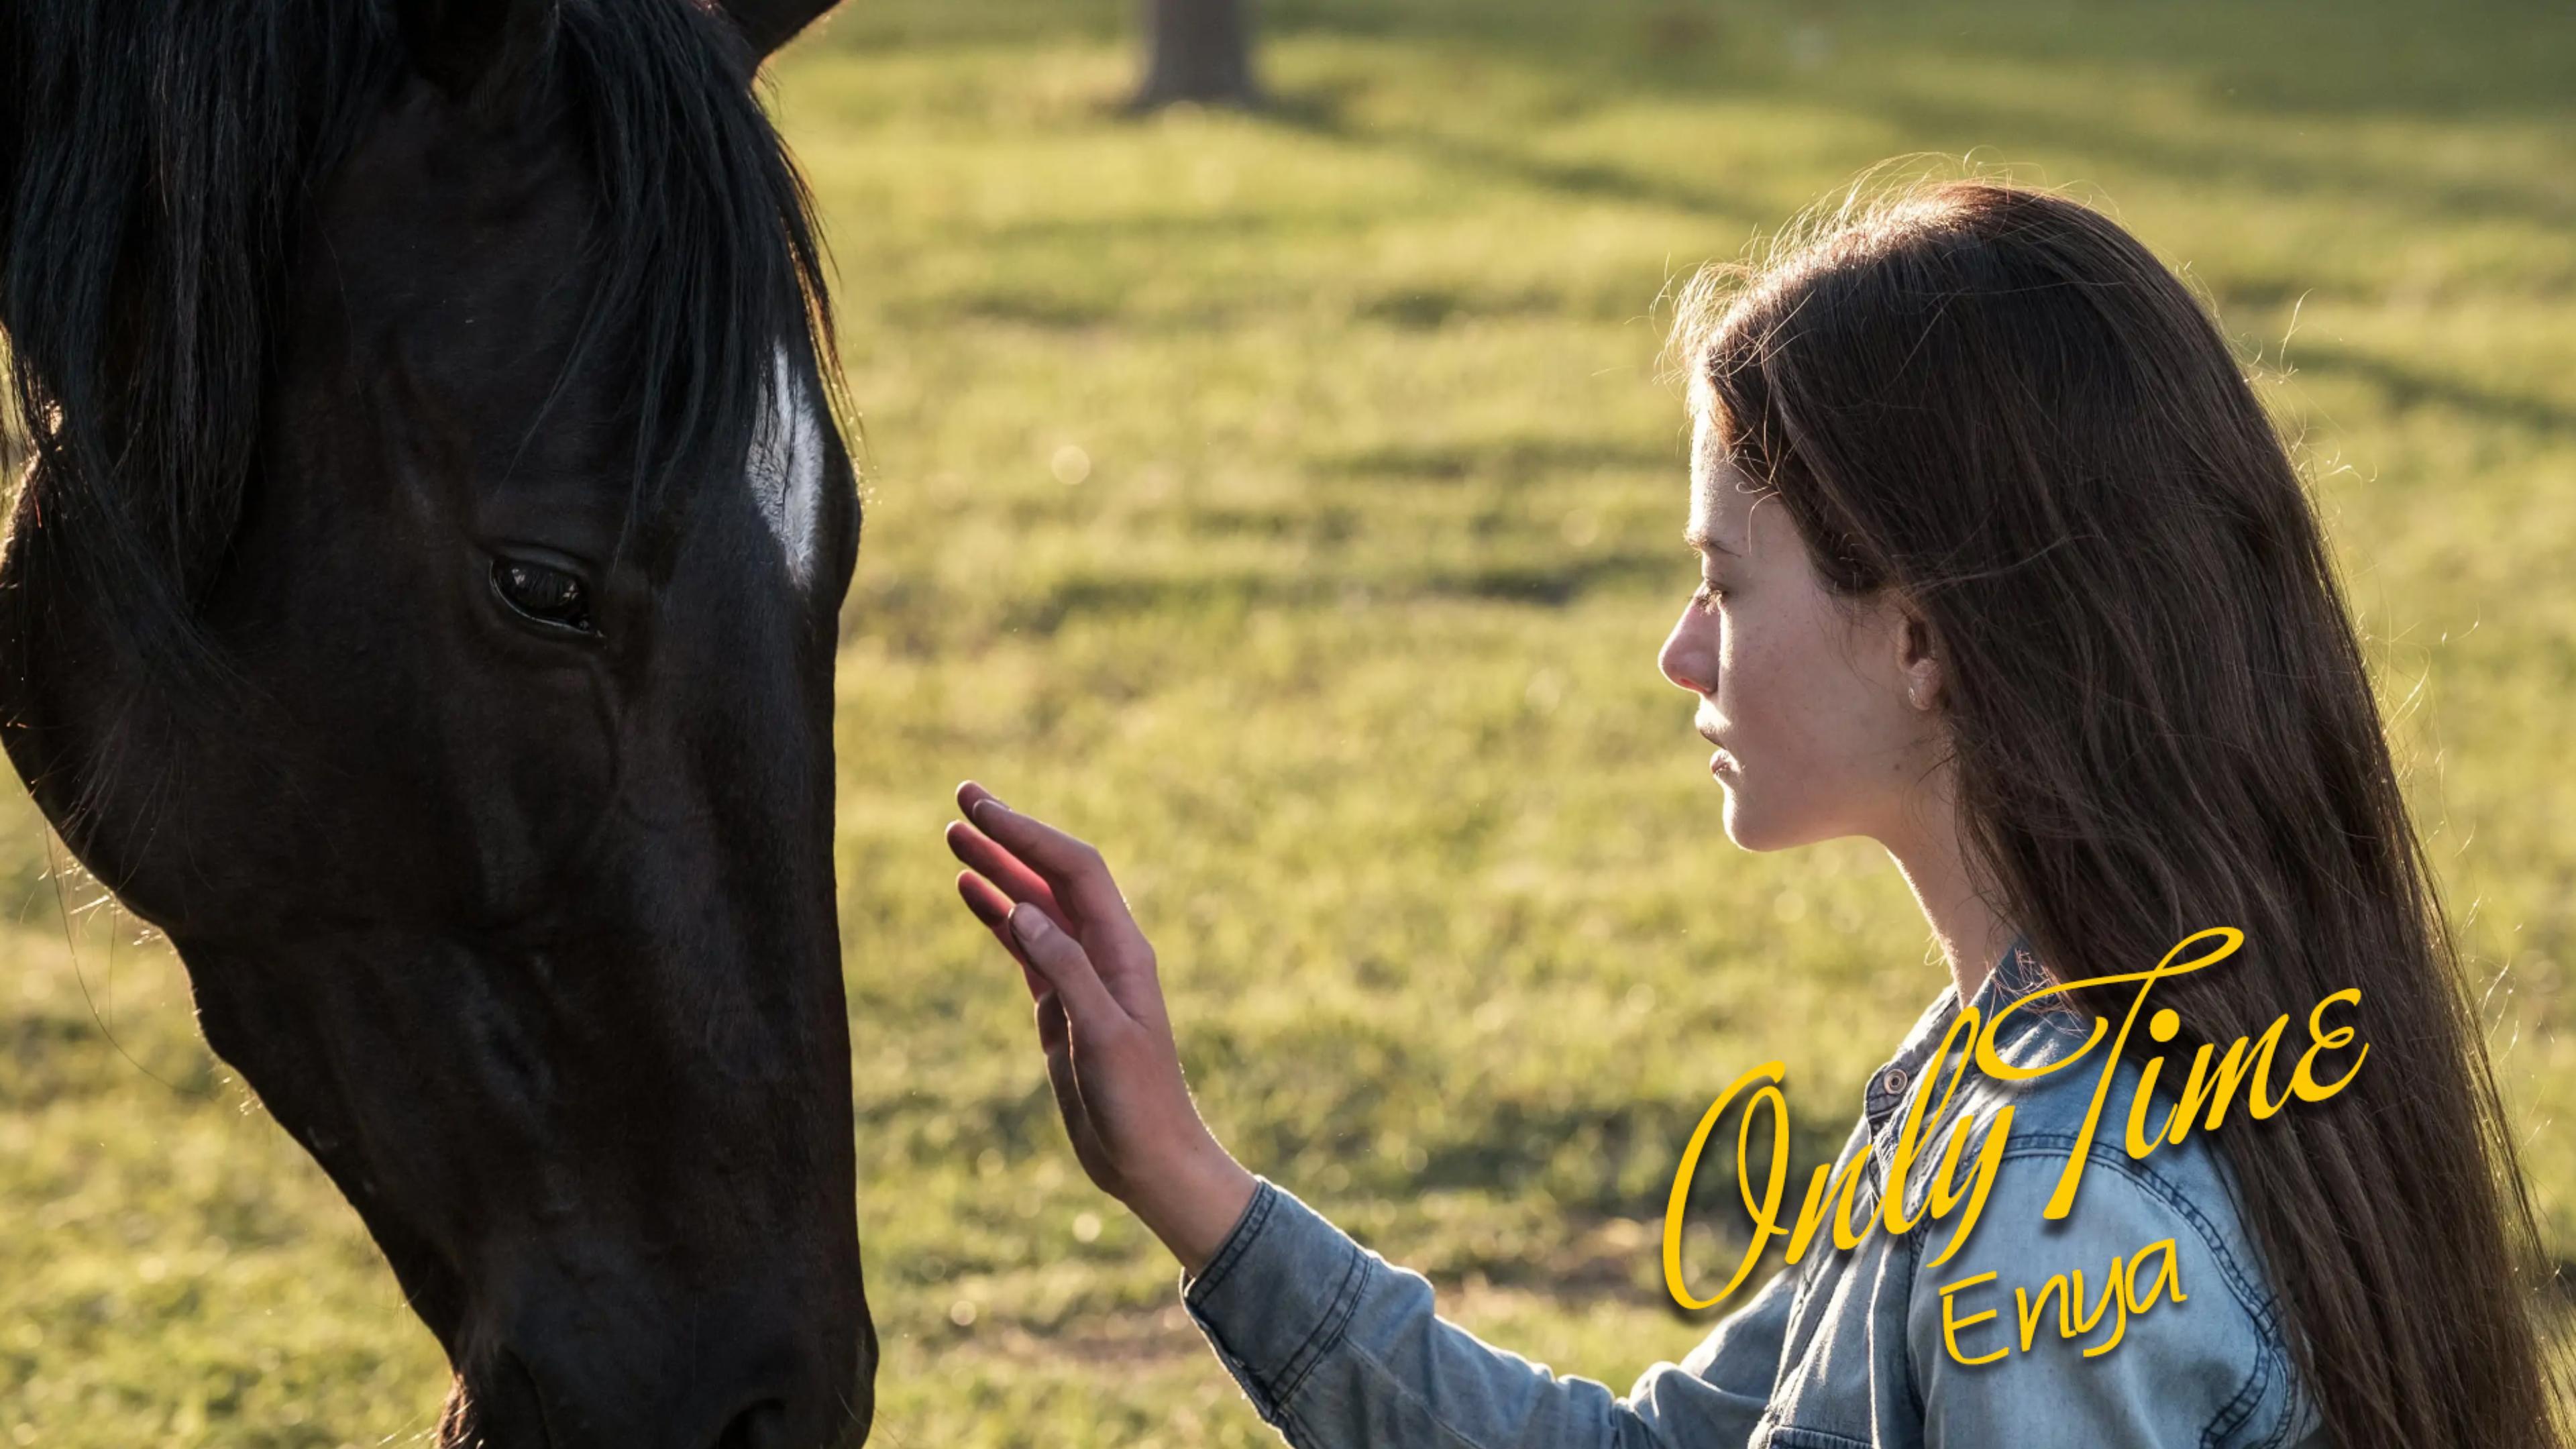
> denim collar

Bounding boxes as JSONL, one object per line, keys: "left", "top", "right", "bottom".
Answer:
{"left": 1970, "top": 932, "right": 2050, "bottom": 1020}
{"left": 1860, "top": 932, "right": 2049, "bottom": 1134}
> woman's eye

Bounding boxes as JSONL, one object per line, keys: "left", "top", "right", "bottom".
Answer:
{"left": 1693, "top": 579, "right": 1728, "bottom": 610}
{"left": 492, "top": 558, "right": 596, "bottom": 634}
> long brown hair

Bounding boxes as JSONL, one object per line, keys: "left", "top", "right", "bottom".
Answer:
{"left": 1672, "top": 176, "right": 2568, "bottom": 1447}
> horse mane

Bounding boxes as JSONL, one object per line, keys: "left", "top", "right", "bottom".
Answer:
{"left": 0, "top": 0, "right": 835, "bottom": 683}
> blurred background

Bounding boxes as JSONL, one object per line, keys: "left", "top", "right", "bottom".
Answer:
{"left": 4, "top": 0, "right": 2573, "bottom": 1443}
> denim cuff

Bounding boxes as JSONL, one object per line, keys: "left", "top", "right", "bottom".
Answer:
{"left": 1179, "top": 1175, "right": 1377, "bottom": 1426}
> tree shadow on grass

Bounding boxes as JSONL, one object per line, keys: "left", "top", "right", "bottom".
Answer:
{"left": 1267, "top": 0, "right": 2576, "bottom": 125}
{"left": 2290, "top": 342, "right": 2576, "bottom": 438}
{"left": 1266, "top": 0, "right": 2576, "bottom": 236}
{"left": 1004, "top": 550, "right": 1673, "bottom": 634}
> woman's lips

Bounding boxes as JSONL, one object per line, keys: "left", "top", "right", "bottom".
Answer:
{"left": 1698, "top": 722, "right": 1736, "bottom": 775}
{"left": 1701, "top": 733, "right": 1738, "bottom": 774}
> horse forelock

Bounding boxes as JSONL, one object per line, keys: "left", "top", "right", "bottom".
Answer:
{"left": 0, "top": 0, "right": 841, "bottom": 686}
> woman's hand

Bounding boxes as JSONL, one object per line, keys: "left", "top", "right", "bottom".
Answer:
{"left": 945, "top": 781, "right": 1258, "bottom": 1277}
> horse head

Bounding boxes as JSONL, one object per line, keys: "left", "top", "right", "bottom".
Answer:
{"left": 0, "top": 0, "right": 869, "bottom": 1444}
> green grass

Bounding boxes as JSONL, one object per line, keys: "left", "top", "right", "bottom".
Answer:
{"left": 6, "top": 1, "right": 2575, "bottom": 1443}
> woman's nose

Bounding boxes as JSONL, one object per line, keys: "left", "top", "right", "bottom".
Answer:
{"left": 1659, "top": 606, "right": 1716, "bottom": 696}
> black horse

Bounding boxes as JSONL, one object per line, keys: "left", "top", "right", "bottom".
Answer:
{"left": 0, "top": 1, "right": 871, "bottom": 1444}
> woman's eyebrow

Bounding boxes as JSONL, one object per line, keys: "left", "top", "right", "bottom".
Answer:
{"left": 1683, "top": 525, "right": 1737, "bottom": 556}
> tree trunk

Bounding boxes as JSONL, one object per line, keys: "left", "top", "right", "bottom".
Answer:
{"left": 1130, "top": 0, "right": 1258, "bottom": 111}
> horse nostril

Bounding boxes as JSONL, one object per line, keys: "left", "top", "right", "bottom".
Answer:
{"left": 714, "top": 1399, "right": 790, "bottom": 1449}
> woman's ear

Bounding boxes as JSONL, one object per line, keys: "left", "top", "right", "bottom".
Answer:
{"left": 1896, "top": 606, "right": 1943, "bottom": 713}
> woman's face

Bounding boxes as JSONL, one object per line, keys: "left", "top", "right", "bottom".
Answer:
{"left": 1656, "top": 411, "right": 1943, "bottom": 852}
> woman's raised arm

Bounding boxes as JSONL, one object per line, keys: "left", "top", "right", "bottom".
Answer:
{"left": 944, "top": 782, "right": 1787, "bottom": 1449}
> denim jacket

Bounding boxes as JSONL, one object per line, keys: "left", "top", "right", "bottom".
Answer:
{"left": 1179, "top": 938, "right": 2324, "bottom": 1449}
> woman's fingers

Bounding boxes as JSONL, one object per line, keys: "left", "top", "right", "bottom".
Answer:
{"left": 951, "top": 781, "right": 1169, "bottom": 1027}
{"left": 956, "top": 779, "right": 1006, "bottom": 818}
{"left": 956, "top": 867, "right": 1017, "bottom": 936}
{"left": 957, "top": 871, "right": 1049, "bottom": 1002}
{"left": 945, "top": 819, "right": 1067, "bottom": 922}
{"left": 961, "top": 790, "right": 1144, "bottom": 946}
{"left": 1007, "top": 902, "right": 1130, "bottom": 1032}
{"left": 1034, "top": 985, "right": 1071, "bottom": 1057}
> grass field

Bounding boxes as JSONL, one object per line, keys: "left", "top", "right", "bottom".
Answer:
{"left": 5, "top": 0, "right": 2574, "bottom": 1443}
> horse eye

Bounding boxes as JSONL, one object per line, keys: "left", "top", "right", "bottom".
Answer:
{"left": 491, "top": 558, "right": 596, "bottom": 635}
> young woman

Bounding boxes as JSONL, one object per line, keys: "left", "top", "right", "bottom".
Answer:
{"left": 944, "top": 180, "right": 2569, "bottom": 1448}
